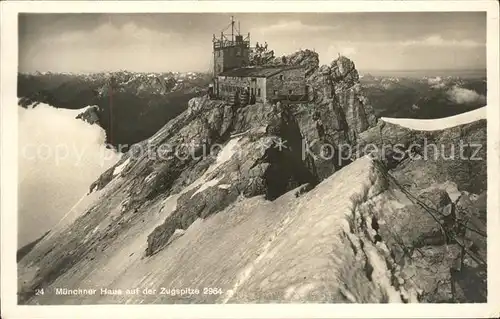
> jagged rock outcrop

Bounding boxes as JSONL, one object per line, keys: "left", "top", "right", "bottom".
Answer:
{"left": 17, "top": 106, "right": 487, "bottom": 304}
{"left": 18, "top": 96, "right": 44, "bottom": 108}
{"left": 249, "top": 46, "right": 276, "bottom": 66}
{"left": 273, "top": 49, "right": 320, "bottom": 77}
{"left": 17, "top": 48, "right": 486, "bottom": 305}
{"left": 349, "top": 116, "right": 487, "bottom": 303}
{"left": 251, "top": 46, "right": 320, "bottom": 74}
{"left": 250, "top": 48, "right": 377, "bottom": 179}
{"left": 88, "top": 164, "right": 116, "bottom": 193}
{"left": 18, "top": 125, "right": 487, "bottom": 304}
{"left": 117, "top": 97, "right": 317, "bottom": 208}
{"left": 75, "top": 105, "right": 101, "bottom": 125}
{"left": 356, "top": 118, "right": 487, "bottom": 194}
{"left": 286, "top": 54, "right": 378, "bottom": 179}
{"left": 354, "top": 173, "right": 486, "bottom": 302}
{"left": 145, "top": 98, "right": 319, "bottom": 256}
{"left": 311, "top": 55, "right": 377, "bottom": 141}
{"left": 17, "top": 96, "right": 320, "bottom": 300}
{"left": 249, "top": 48, "right": 377, "bottom": 179}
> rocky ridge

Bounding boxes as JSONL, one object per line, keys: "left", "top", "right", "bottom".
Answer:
{"left": 17, "top": 52, "right": 486, "bottom": 304}
{"left": 75, "top": 105, "right": 101, "bottom": 126}
{"left": 273, "top": 50, "right": 378, "bottom": 179}
{"left": 353, "top": 117, "right": 487, "bottom": 302}
{"left": 17, "top": 117, "right": 487, "bottom": 303}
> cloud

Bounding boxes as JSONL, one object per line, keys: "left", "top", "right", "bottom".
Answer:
{"left": 317, "top": 34, "right": 484, "bottom": 65}
{"left": 428, "top": 76, "right": 446, "bottom": 89}
{"left": 320, "top": 43, "right": 358, "bottom": 64}
{"left": 447, "top": 86, "right": 486, "bottom": 104}
{"left": 18, "top": 103, "right": 120, "bottom": 247}
{"left": 319, "top": 35, "right": 484, "bottom": 51}
{"left": 251, "top": 20, "right": 337, "bottom": 34}
{"left": 400, "top": 35, "right": 484, "bottom": 47}
{"left": 339, "top": 46, "right": 357, "bottom": 56}
{"left": 48, "top": 22, "right": 175, "bottom": 46}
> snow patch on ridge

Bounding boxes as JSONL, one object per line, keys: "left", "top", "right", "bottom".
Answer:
{"left": 113, "top": 158, "right": 131, "bottom": 176}
{"left": 381, "top": 106, "right": 486, "bottom": 131}
{"left": 191, "top": 177, "right": 223, "bottom": 198}
{"left": 216, "top": 137, "right": 241, "bottom": 165}
{"left": 183, "top": 137, "right": 242, "bottom": 196}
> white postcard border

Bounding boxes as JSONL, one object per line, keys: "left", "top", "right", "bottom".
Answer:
{"left": 1, "top": 1, "right": 499, "bottom": 318}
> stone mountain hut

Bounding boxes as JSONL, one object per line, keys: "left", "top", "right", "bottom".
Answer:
{"left": 209, "top": 17, "right": 308, "bottom": 106}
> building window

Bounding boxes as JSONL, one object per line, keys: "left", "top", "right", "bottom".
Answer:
{"left": 217, "top": 50, "right": 221, "bottom": 57}
{"left": 279, "top": 75, "right": 284, "bottom": 80}
{"left": 257, "top": 88, "right": 261, "bottom": 97}
{"left": 274, "top": 90, "right": 278, "bottom": 95}
{"left": 236, "top": 47, "right": 241, "bottom": 56}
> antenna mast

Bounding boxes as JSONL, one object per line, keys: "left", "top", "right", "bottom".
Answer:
{"left": 231, "top": 15, "right": 235, "bottom": 42}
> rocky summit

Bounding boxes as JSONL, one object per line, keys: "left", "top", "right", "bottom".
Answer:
{"left": 75, "top": 105, "right": 101, "bottom": 126}
{"left": 276, "top": 51, "right": 378, "bottom": 179}
{"left": 17, "top": 53, "right": 487, "bottom": 304}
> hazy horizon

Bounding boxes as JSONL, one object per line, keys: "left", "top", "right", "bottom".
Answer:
{"left": 19, "top": 12, "right": 487, "bottom": 73}
{"left": 17, "top": 67, "right": 488, "bottom": 75}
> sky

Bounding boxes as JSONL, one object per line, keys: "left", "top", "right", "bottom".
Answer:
{"left": 18, "top": 12, "right": 486, "bottom": 73}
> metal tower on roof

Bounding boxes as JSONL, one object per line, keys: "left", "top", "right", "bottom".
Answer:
{"left": 212, "top": 15, "right": 250, "bottom": 50}
{"left": 212, "top": 16, "right": 251, "bottom": 77}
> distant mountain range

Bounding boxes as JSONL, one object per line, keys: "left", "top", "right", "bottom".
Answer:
{"left": 18, "top": 71, "right": 212, "bottom": 150}
{"left": 17, "top": 66, "right": 486, "bottom": 151}
{"left": 360, "top": 68, "right": 486, "bottom": 79}
{"left": 360, "top": 74, "right": 486, "bottom": 119}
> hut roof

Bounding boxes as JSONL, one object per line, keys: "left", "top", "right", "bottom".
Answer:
{"left": 218, "top": 66, "right": 303, "bottom": 78}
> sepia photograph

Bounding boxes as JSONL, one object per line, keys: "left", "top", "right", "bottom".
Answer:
{"left": 1, "top": 1, "right": 500, "bottom": 318}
